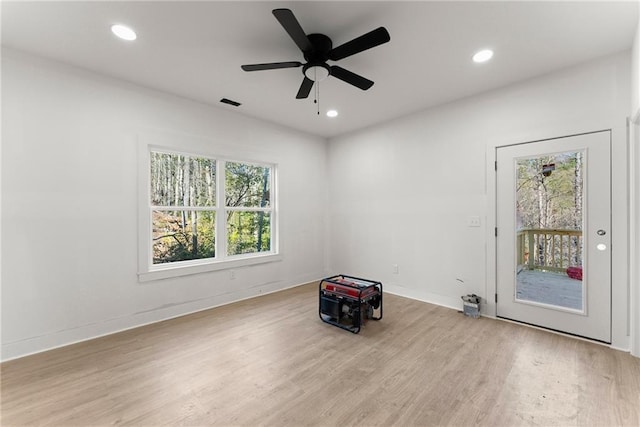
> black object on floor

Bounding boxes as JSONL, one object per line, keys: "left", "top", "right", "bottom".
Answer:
{"left": 319, "top": 274, "right": 382, "bottom": 333}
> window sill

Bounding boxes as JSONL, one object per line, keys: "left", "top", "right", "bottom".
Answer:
{"left": 138, "top": 253, "right": 283, "bottom": 283}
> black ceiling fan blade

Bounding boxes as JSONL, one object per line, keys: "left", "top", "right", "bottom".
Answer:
{"left": 241, "top": 61, "right": 302, "bottom": 72}
{"left": 272, "top": 9, "right": 312, "bottom": 53}
{"left": 296, "top": 77, "right": 314, "bottom": 99}
{"left": 330, "top": 66, "right": 374, "bottom": 90}
{"left": 328, "top": 27, "right": 390, "bottom": 61}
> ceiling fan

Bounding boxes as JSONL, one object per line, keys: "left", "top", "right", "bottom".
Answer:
{"left": 241, "top": 8, "right": 390, "bottom": 99}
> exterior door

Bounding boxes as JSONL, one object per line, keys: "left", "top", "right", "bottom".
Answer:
{"left": 496, "top": 131, "right": 611, "bottom": 342}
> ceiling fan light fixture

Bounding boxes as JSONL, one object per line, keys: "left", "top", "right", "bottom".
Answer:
{"left": 472, "top": 49, "right": 493, "bottom": 63}
{"left": 111, "top": 24, "right": 137, "bottom": 41}
{"left": 304, "top": 65, "right": 330, "bottom": 82}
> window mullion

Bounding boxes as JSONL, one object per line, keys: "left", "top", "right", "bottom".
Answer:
{"left": 270, "top": 164, "right": 276, "bottom": 253}
{"left": 151, "top": 206, "right": 216, "bottom": 211}
{"left": 225, "top": 206, "right": 272, "bottom": 212}
{"left": 217, "top": 159, "right": 227, "bottom": 259}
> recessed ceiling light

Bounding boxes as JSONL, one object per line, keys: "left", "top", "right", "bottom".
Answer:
{"left": 111, "top": 24, "right": 137, "bottom": 41}
{"left": 326, "top": 110, "right": 338, "bottom": 118}
{"left": 472, "top": 49, "right": 493, "bottom": 63}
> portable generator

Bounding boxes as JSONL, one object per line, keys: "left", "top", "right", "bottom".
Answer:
{"left": 319, "top": 274, "right": 383, "bottom": 333}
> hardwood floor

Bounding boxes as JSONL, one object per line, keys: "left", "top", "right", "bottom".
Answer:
{"left": 2, "top": 282, "right": 639, "bottom": 426}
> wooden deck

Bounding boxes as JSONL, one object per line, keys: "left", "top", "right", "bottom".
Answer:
{"left": 516, "top": 269, "right": 583, "bottom": 310}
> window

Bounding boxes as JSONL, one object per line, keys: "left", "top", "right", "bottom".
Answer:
{"left": 225, "top": 162, "right": 272, "bottom": 256}
{"left": 151, "top": 151, "right": 217, "bottom": 264}
{"left": 140, "top": 145, "right": 277, "bottom": 281}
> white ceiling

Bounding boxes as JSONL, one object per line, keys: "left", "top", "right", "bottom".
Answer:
{"left": 2, "top": 1, "right": 638, "bottom": 138}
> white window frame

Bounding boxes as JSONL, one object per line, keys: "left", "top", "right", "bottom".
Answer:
{"left": 138, "top": 135, "right": 280, "bottom": 282}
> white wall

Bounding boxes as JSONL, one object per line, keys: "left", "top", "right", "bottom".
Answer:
{"left": 630, "top": 11, "right": 640, "bottom": 357}
{"left": 1, "top": 49, "right": 327, "bottom": 361}
{"left": 632, "top": 9, "right": 640, "bottom": 116}
{"left": 328, "top": 52, "right": 632, "bottom": 350}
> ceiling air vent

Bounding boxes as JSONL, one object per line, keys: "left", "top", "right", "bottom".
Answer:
{"left": 220, "top": 98, "right": 241, "bottom": 107}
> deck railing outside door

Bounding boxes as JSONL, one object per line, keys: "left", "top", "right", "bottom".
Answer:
{"left": 516, "top": 228, "right": 583, "bottom": 272}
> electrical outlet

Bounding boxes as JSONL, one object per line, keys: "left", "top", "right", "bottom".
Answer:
{"left": 230, "top": 270, "right": 236, "bottom": 280}
{"left": 467, "top": 216, "right": 481, "bottom": 227}
{"left": 393, "top": 264, "right": 399, "bottom": 274}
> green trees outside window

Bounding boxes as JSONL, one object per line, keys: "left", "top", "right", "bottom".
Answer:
{"left": 152, "top": 210, "right": 216, "bottom": 263}
{"left": 516, "top": 151, "right": 583, "bottom": 231}
{"left": 225, "top": 162, "right": 271, "bottom": 256}
{"left": 516, "top": 151, "right": 583, "bottom": 268}
{"left": 150, "top": 151, "right": 273, "bottom": 265}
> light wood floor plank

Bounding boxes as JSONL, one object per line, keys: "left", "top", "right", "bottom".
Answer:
{"left": 2, "top": 283, "right": 639, "bottom": 426}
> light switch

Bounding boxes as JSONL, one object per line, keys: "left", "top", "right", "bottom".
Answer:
{"left": 467, "top": 216, "right": 481, "bottom": 227}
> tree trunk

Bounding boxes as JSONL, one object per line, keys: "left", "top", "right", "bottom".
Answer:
{"left": 536, "top": 165, "right": 546, "bottom": 266}
{"left": 573, "top": 152, "right": 583, "bottom": 265}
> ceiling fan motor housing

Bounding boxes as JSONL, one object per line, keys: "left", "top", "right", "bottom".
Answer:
{"left": 304, "top": 34, "right": 333, "bottom": 61}
{"left": 303, "top": 34, "right": 333, "bottom": 81}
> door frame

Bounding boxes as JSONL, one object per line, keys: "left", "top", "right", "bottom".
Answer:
{"left": 485, "top": 124, "right": 629, "bottom": 349}
{"left": 630, "top": 113, "right": 640, "bottom": 357}
{"left": 495, "top": 131, "right": 611, "bottom": 342}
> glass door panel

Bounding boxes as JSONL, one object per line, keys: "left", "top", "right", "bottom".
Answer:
{"left": 515, "top": 151, "right": 584, "bottom": 312}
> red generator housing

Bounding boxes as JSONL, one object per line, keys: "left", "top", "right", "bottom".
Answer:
{"left": 319, "top": 274, "right": 382, "bottom": 333}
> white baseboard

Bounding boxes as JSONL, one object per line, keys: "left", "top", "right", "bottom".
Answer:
{"left": 383, "top": 284, "right": 463, "bottom": 312}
